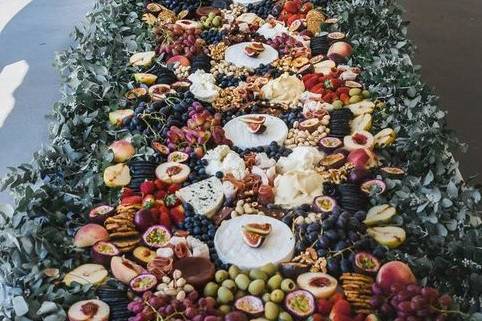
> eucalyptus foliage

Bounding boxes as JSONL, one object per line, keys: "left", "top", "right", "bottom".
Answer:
{"left": 0, "top": 0, "right": 480, "bottom": 320}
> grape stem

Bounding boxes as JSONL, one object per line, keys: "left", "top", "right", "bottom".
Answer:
{"left": 144, "top": 298, "right": 187, "bottom": 321}
{"left": 431, "top": 306, "right": 468, "bottom": 317}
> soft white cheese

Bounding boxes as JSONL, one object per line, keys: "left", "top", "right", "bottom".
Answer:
{"left": 188, "top": 70, "right": 220, "bottom": 102}
{"left": 203, "top": 145, "right": 246, "bottom": 180}
{"left": 257, "top": 22, "right": 287, "bottom": 40}
{"left": 276, "top": 146, "right": 324, "bottom": 174}
{"left": 274, "top": 170, "right": 324, "bottom": 208}
{"left": 176, "top": 177, "right": 224, "bottom": 218}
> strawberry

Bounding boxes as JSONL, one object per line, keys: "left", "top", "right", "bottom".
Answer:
{"left": 154, "top": 179, "right": 167, "bottom": 191}
{"left": 340, "top": 93, "right": 350, "bottom": 104}
{"left": 142, "top": 194, "right": 155, "bottom": 208}
{"left": 307, "top": 313, "right": 325, "bottom": 321}
{"left": 167, "top": 183, "right": 181, "bottom": 194}
{"left": 316, "top": 298, "right": 333, "bottom": 315}
{"left": 304, "top": 77, "right": 320, "bottom": 90}
{"left": 120, "top": 187, "right": 136, "bottom": 199}
{"left": 300, "top": 2, "right": 313, "bottom": 13}
{"left": 329, "top": 292, "right": 345, "bottom": 304}
{"left": 336, "top": 87, "right": 350, "bottom": 95}
{"left": 140, "top": 180, "right": 156, "bottom": 195}
{"left": 332, "top": 315, "right": 352, "bottom": 321}
{"left": 120, "top": 195, "right": 142, "bottom": 205}
{"left": 310, "top": 83, "right": 325, "bottom": 94}
{"left": 287, "top": 14, "right": 303, "bottom": 27}
{"left": 169, "top": 205, "right": 185, "bottom": 227}
{"left": 302, "top": 73, "right": 318, "bottom": 82}
{"left": 158, "top": 205, "right": 172, "bottom": 229}
{"left": 283, "top": 1, "right": 299, "bottom": 14}
{"left": 154, "top": 189, "right": 167, "bottom": 200}
{"left": 330, "top": 300, "right": 352, "bottom": 319}
{"left": 164, "top": 194, "right": 180, "bottom": 207}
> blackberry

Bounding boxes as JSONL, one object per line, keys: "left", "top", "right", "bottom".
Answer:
{"left": 216, "top": 74, "right": 242, "bottom": 88}
{"left": 246, "top": 0, "right": 279, "bottom": 19}
{"left": 201, "top": 29, "right": 225, "bottom": 45}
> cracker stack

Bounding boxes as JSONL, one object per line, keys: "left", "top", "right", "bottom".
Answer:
{"left": 105, "top": 204, "right": 142, "bottom": 253}
{"left": 340, "top": 273, "right": 374, "bottom": 314}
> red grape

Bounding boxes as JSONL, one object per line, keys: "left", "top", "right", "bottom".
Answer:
{"left": 438, "top": 294, "right": 453, "bottom": 307}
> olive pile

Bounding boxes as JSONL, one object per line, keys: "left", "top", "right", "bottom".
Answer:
{"left": 203, "top": 264, "right": 297, "bottom": 321}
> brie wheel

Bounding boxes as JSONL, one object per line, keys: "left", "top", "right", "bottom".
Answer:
{"left": 214, "top": 215, "right": 295, "bottom": 270}
{"left": 223, "top": 114, "right": 288, "bottom": 149}
{"left": 225, "top": 42, "right": 278, "bottom": 69}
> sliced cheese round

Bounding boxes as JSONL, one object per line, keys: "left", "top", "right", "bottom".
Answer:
{"left": 215, "top": 215, "right": 295, "bottom": 270}
{"left": 223, "top": 114, "right": 288, "bottom": 149}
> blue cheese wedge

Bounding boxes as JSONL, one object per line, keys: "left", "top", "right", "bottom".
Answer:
{"left": 176, "top": 176, "right": 224, "bottom": 218}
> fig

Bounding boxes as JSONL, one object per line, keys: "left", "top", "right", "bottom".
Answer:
{"left": 91, "top": 241, "right": 120, "bottom": 266}
{"left": 148, "top": 84, "right": 174, "bottom": 101}
{"left": 361, "top": 179, "right": 386, "bottom": 195}
{"left": 299, "top": 118, "right": 320, "bottom": 133}
{"left": 168, "top": 151, "right": 189, "bottom": 163}
{"left": 320, "top": 153, "right": 346, "bottom": 169}
{"left": 250, "top": 42, "right": 265, "bottom": 52}
{"left": 284, "top": 290, "right": 315, "bottom": 319}
{"left": 129, "top": 273, "right": 158, "bottom": 293}
{"left": 354, "top": 252, "right": 380, "bottom": 274}
{"left": 134, "top": 208, "right": 158, "bottom": 232}
{"left": 279, "top": 262, "right": 310, "bottom": 279}
{"left": 244, "top": 46, "right": 259, "bottom": 57}
{"left": 88, "top": 205, "right": 115, "bottom": 224}
{"left": 243, "top": 223, "right": 272, "bottom": 236}
{"left": 125, "top": 87, "right": 148, "bottom": 100}
{"left": 143, "top": 225, "right": 172, "bottom": 248}
{"left": 318, "top": 137, "right": 342, "bottom": 153}
{"left": 312, "top": 196, "right": 336, "bottom": 213}
{"left": 380, "top": 166, "right": 405, "bottom": 177}
{"left": 241, "top": 230, "right": 264, "bottom": 248}
{"left": 296, "top": 272, "right": 337, "bottom": 299}
{"left": 235, "top": 296, "right": 264, "bottom": 316}
{"left": 225, "top": 311, "right": 249, "bottom": 321}
{"left": 240, "top": 115, "right": 266, "bottom": 124}
{"left": 247, "top": 123, "right": 267, "bottom": 134}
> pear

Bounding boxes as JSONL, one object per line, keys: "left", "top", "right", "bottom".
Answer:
{"left": 364, "top": 204, "right": 397, "bottom": 226}
{"left": 64, "top": 264, "right": 108, "bottom": 286}
{"left": 347, "top": 100, "right": 375, "bottom": 116}
{"left": 367, "top": 226, "right": 406, "bottom": 249}
{"left": 103, "top": 163, "right": 131, "bottom": 188}
{"left": 129, "top": 51, "right": 156, "bottom": 67}
{"left": 108, "top": 109, "right": 134, "bottom": 126}
{"left": 374, "top": 128, "right": 396, "bottom": 147}
{"left": 133, "top": 73, "right": 157, "bottom": 85}
{"left": 351, "top": 113, "right": 372, "bottom": 132}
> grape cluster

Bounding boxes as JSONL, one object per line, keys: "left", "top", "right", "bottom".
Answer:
{"left": 160, "top": 0, "right": 208, "bottom": 14}
{"left": 371, "top": 283, "right": 455, "bottom": 321}
{"left": 179, "top": 204, "right": 227, "bottom": 269}
{"left": 279, "top": 108, "right": 305, "bottom": 128}
{"left": 246, "top": 0, "right": 281, "bottom": 19}
{"left": 159, "top": 25, "right": 204, "bottom": 60}
{"left": 266, "top": 33, "right": 304, "bottom": 55}
{"left": 128, "top": 290, "right": 222, "bottom": 321}
{"left": 234, "top": 141, "right": 292, "bottom": 161}
{"left": 253, "top": 63, "right": 284, "bottom": 78}
{"left": 201, "top": 29, "right": 225, "bottom": 45}
{"left": 215, "top": 74, "right": 245, "bottom": 88}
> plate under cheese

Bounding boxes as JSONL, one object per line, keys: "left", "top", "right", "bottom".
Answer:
{"left": 225, "top": 42, "right": 279, "bottom": 69}
{"left": 214, "top": 215, "right": 295, "bottom": 270}
{"left": 223, "top": 114, "right": 288, "bottom": 149}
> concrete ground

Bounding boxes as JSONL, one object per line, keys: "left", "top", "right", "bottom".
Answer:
{"left": 401, "top": 0, "right": 482, "bottom": 184}
{"left": 0, "top": 0, "right": 480, "bottom": 206}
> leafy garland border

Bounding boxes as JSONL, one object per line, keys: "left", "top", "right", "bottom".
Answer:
{"left": 0, "top": 0, "right": 480, "bottom": 320}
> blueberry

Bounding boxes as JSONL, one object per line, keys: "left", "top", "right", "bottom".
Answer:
{"left": 193, "top": 227, "right": 201, "bottom": 235}
{"left": 341, "top": 258, "right": 352, "bottom": 272}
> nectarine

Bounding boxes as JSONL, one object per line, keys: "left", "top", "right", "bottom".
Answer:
{"left": 74, "top": 224, "right": 109, "bottom": 248}
{"left": 376, "top": 261, "right": 416, "bottom": 291}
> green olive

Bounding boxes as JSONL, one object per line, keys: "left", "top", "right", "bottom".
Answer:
{"left": 278, "top": 311, "right": 294, "bottom": 321}
{"left": 222, "top": 279, "right": 236, "bottom": 291}
{"left": 349, "top": 88, "right": 362, "bottom": 96}
{"left": 260, "top": 263, "right": 278, "bottom": 276}
{"left": 215, "top": 270, "right": 229, "bottom": 283}
{"left": 267, "top": 274, "right": 282, "bottom": 290}
{"left": 249, "top": 269, "right": 268, "bottom": 281}
{"left": 228, "top": 265, "right": 241, "bottom": 279}
{"left": 280, "top": 279, "right": 296, "bottom": 292}
{"left": 217, "top": 286, "right": 234, "bottom": 304}
{"left": 270, "top": 289, "right": 285, "bottom": 303}
{"left": 262, "top": 292, "right": 271, "bottom": 303}
{"left": 332, "top": 100, "right": 343, "bottom": 109}
{"left": 218, "top": 305, "right": 231, "bottom": 315}
{"left": 203, "top": 282, "right": 219, "bottom": 297}
{"left": 362, "top": 89, "right": 371, "bottom": 98}
{"left": 248, "top": 279, "right": 266, "bottom": 296}
{"left": 264, "top": 302, "right": 280, "bottom": 320}
{"left": 234, "top": 273, "right": 250, "bottom": 290}
{"left": 348, "top": 95, "right": 362, "bottom": 104}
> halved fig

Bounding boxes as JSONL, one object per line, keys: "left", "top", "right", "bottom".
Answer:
{"left": 68, "top": 299, "right": 110, "bottom": 321}
{"left": 235, "top": 296, "right": 264, "bottom": 316}
{"left": 299, "top": 118, "right": 320, "bottom": 133}
{"left": 242, "top": 230, "right": 264, "bottom": 248}
{"left": 88, "top": 205, "right": 115, "bottom": 224}
{"left": 312, "top": 196, "right": 336, "bottom": 213}
{"left": 244, "top": 46, "right": 259, "bottom": 57}
{"left": 143, "top": 225, "right": 172, "bottom": 248}
{"left": 297, "top": 272, "right": 337, "bottom": 299}
{"left": 250, "top": 42, "right": 265, "bottom": 53}
{"left": 130, "top": 273, "right": 158, "bottom": 293}
{"left": 361, "top": 179, "right": 386, "bottom": 195}
{"left": 328, "top": 32, "right": 345, "bottom": 41}
{"left": 241, "top": 115, "right": 267, "bottom": 124}
{"left": 149, "top": 84, "right": 174, "bottom": 101}
{"left": 243, "top": 223, "right": 272, "bottom": 236}
{"left": 168, "top": 151, "right": 189, "bottom": 163}
{"left": 92, "top": 241, "right": 120, "bottom": 266}
{"left": 125, "top": 88, "right": 148, "bottom": 100}
{"left": 152, "top": 142, "right": 170, "bottom": 155}
{"left": 380, "top": 166, "right": 405, "bottom": 177}
{"left": 247, "top": 123, "right": 266, "bottom": 134}
{"left": 354, "top": 252, "right": 380, "bottom": 274}
{"left": 166, "top": 55, "right": 191, "bottom": 67}
{"left": 155, "top": 162, "right": 190, "bottom": 184}
{"left": 171, "top": 81, "right": 191, "bottom": 92}
{"left": 320, "top": 153, "right": 346, "bottom": 169}
{"left": 318, "top": 137, "right": 343, "bottom": 153}
{"left": 279, "top": 262, "right": 310, "bottom": 279}
{"left": 175, "top": 19, "right": 202, "bottom": 30}
{"left": 289, "top": 19, "right": 303, "bottom": 32}
{"left": 344, "top": 131, "right": 375, "bottom": 151}
{"left": 284, "top": 290, "right": 315, "bottom": 319}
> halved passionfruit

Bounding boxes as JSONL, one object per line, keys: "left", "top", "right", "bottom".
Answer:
{"left": 88, "top": 205, "right": 115, "bottom": 224}
{"left": 354, "top": 252, "right": 380, "bottom": 274}
{"left": 320, "top": 153, "right": 346, "bottom": 169}
{"left": 143, "top": 225, "right": 172, "bottom": 248}
{"left": 235, "top": 296, "right": 264, "bottom": 316}
{"left": 312, "top": 196, "right": 337, "bottom": 213}
{"left": 168, "top": 151, "right": 189, "bottom": 163}
{"left": 319, "top": 137, "right": 343, "bottom": 153}
{"left": 299, "top": 118, "right": 320, "bottom": 133}
{"left": 129, "top": 273, "right": 158, "bottom": 293}
{"left": 361, "top": 179, "right": 386, "bottom": 195}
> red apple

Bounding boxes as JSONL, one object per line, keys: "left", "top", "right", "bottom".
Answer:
{"left": 376, "top": 261, "right": 417, "bottom": 292}
{"left": 110, "top": 140, "right": 135, "bottom": 163}
{"left": 110, "top": 256, "right": 145, "bottom": 284}
{"left": 74, "top": 224, "right": 109, "bottom": 248}
{"left": 68, "top": 299, "right": 110, "bottom": 321}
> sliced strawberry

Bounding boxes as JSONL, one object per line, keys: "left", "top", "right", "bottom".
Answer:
{"left": 300, "top": 2, "right": 313, "bottom": 13}
{"left": 283, "top": 0, "right": 299, "bottom": 14}
{"left": 169, "top": 205, "right": 185, "bottom": 227}
{"left": 302, "top": 73, "right": 318, "bottom": 82}
{"left": 154, "top": 179, "right": 167, "bottom": 191}
{"left": 154, "top": 189, "right": 167, "bottom": 200}
{"left": 159, "top": 206, "right": 172, "bottom": 229}
{"left": 167, "top": 183, "right": 182, "bottom": 194}
{"left": 120, "top": 187, "right": 136, "bottom": 199}
{"left": 317, "top": 298, "right": 333, "bottom": 315}
{"left": 340, "top": 93, "right": 350, "bottom": 104}
{"left": 140, "top": 180, "right": 156, "bottom": 195}
{"left": 310, "top": 82, "right": 325, "bottom": 94}
{"left": 121, "top": 195, "right": 142, "bottom": 205}
{"left": 336, "top": 87, "right": 350, "bottom": 95}
{"left": 142, "top": 194, "right": 155, "bottom": 208}
{"left": 330, "top": 300, "right": 352, "bottom": 318}
{"left": 304, "top": 77, "right": 320, "bottom": 90}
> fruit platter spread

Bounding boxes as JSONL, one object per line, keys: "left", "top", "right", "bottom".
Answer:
{"left": 47, "top": 1, "right": 471, "bottom": 321}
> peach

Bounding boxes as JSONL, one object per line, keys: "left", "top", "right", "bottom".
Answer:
{"left": 109, "top": 140, "right": 135, "bottom": 163}
{"left": 327, "top": 41, "right": 353, "bottom": 58}
{"left": 347, "top": 148, "right": 377, "bottom": 168}
{"left": 74, "top": 224, "right": 109, "bottom": 248}
{"left": 167, "top": 55, "right": 190, "bottom": 67}
{"left": 68, "top": 299, "right": 110, "bottom": 321}
{"left": 108, "top": 109, "right": 134, "bottom": 127}
{"left": 110, "top": 256, "right": 145, "bottom": 284}
{"left": 376, "top": 261, "right": 417, "bottom": 291}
